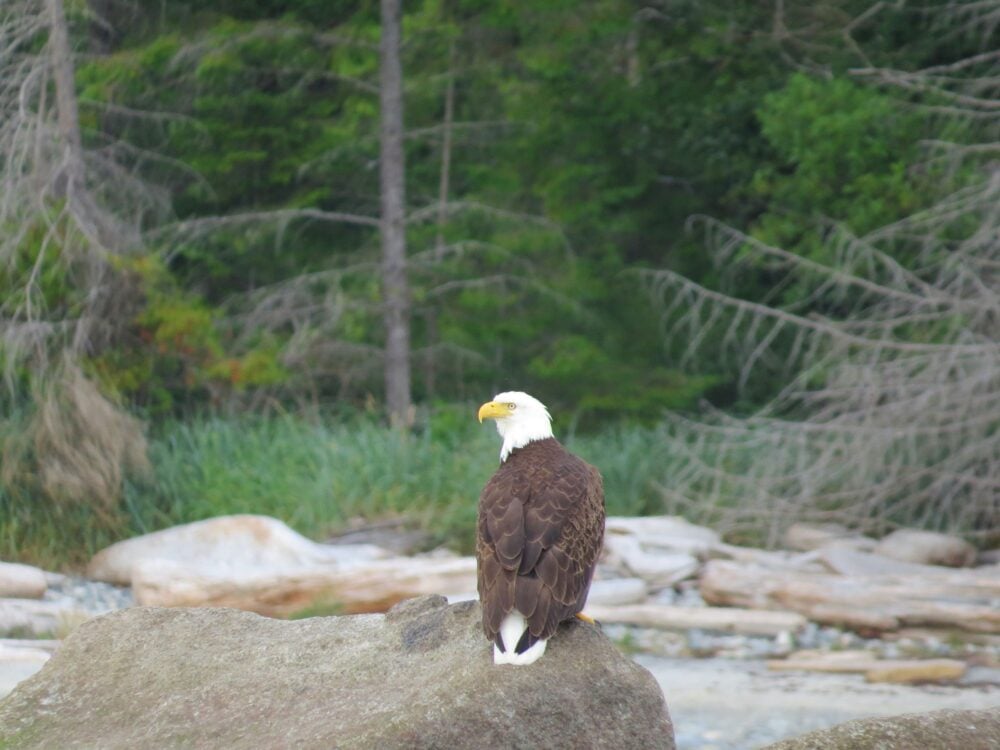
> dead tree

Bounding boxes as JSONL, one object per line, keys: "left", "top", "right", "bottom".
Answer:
{"left": 641, "top": 1, "right": 1000, "bottom": 545}
{"left": 379, "top": 0, "right": 412, "bottom": 427}
{"left": 0, "top": 0, "right": 150, "bottom": 512}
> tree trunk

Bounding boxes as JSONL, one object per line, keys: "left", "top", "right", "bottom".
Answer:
{"left": 46, "top": 0, "right": 84, "bottom": 194}
{"left": 424, "top": 38, "right": 457, "bottom": 400}
{"left": 379, "top": 0, "right": 412, "bottom": 427}
{"left": 435, "top": 38, "right": 456, "bottom": 259}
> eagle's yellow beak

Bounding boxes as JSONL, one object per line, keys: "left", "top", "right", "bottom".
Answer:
{"left": 478, "top": 401, "right": 512, "bottom": 423}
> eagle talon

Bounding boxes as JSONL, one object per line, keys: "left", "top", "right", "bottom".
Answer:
{"left": 576, "top": 612, "right": 601, "bottom": 628}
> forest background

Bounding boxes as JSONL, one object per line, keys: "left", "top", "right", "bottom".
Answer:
{"left": 1, "top": 0, "right": 997, "bottom": 569}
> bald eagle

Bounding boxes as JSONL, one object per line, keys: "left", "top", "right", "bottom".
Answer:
{"left": 476, "top": 391, "right": 605, "bottom": 665}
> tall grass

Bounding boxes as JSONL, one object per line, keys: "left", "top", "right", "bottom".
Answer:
{"left": 1, "top": 410, "right": 677, "bottom": 570}
{"left": 128, "top": 413, "right": 500, "bottom": 552}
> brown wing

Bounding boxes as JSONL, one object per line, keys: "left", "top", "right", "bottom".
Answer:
{"left": 476, "top": 440, "right": 605, "bottom": 644}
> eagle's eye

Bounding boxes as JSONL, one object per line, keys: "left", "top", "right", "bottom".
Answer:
{"left": 507, "top": 402, "right": 517, "bottom": 410}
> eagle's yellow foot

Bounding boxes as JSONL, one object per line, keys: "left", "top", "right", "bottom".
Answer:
{"left": 575, "top": 612, "right": 597, "bottom": 625}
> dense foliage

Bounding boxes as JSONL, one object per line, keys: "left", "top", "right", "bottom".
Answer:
{"left": 66, "top": 0, "right": 958, "bottom": 420}
{"left": 1, "top": 0, "right": 995, "bottom": 567}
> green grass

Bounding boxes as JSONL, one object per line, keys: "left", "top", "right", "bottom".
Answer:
{"left": 129, "top": 413, "right": 498, "bottom": 552}
{"left": 1, "top": 410, "right": 677, "bottom": 571}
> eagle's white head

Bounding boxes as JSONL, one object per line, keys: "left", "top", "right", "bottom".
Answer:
{"left": 478, "top": 390, "right": 554, "bottom": 462}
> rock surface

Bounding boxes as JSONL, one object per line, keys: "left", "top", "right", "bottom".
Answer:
{"left": 0, "top": 597, "right": 674, "bottom": 750}
{"left": 0, "top": 563, "right": 46, "bottom": 600}
{"left": 759, "top": 707, "right": 1000, "bottom": 750}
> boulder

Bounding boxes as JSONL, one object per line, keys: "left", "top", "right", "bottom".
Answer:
{"left": 874, "top": 529, "right": 977, "bottom": 568}
{"left": 87, "top": 514, "right": 389, "bottom": 585}
{"left": 760, "top": 708, "right": 1000, "bottom": 750}
{"left": 0, "top": 598, "right": 674, "bottom": 750}
{"left": 0, "top": 563, "right": 46, "bottom": 600}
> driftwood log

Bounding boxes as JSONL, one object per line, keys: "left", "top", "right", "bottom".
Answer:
{"left": 587, "top": 603, "right": 806, "bottom": 637}
{"left": 132, "top": 557, "right": 477, "bottom": 617}
{"left": 700, "top": 559, "right": 1000, "bottom": 634}
{"left": 767, "top": 650, "right": 967, "bottom": 684}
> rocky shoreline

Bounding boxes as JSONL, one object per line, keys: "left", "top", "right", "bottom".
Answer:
{"left": 2, "top": 515, "right": 998, "bottom": 749}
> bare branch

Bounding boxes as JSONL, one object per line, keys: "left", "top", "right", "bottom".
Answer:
{"left": 644, "top": 2, "right": 1000, "bottom": 542}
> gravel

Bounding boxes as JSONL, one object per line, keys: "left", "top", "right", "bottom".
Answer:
{"left": 640, "top": 655, "right": 1000, "bottom": 750}
{"left": 42, "top": 573, "right": 134, "bottom": 615}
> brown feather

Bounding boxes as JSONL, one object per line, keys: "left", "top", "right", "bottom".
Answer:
{"left": 476, "top": 437, "right": 605, "bottom": 644}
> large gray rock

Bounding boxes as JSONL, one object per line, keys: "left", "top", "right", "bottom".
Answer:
{"left": 0, "top": 597, "right": 673, "bottom": 749}
{"left": 760, "top": 707, "right": 1000, "bottom": 749}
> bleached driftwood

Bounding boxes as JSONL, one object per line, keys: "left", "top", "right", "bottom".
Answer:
{"left": 700, "top": 559, "right": 1000, "bottom": 633}
{"left": 601, "top": 516, "right": 717, "bottom": 588}
{"left": 768, "top": 649, "right": 967, "bottom": 683}
{"left": 0, "top": 563, "right": 47, "bottom": 600}
{"left": 586, "top": 578, "right": 649, "bottom": 607}
{"left": 587, "top": 603, "right": 807, "bottom": 637}
{"left": 132, "top": 556, "right": 477, "bottom": 617}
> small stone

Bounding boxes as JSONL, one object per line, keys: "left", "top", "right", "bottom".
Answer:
{"left": 774, "top": 630, "right": 794, "bottom": 655}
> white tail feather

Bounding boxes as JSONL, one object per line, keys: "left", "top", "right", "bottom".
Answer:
{"left": 493, "top": 611, "right": 547, "bottom": 665}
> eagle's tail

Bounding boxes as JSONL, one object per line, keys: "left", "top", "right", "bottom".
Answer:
{"left": 493, "top": 610, "right": 547, "bottom": 665}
